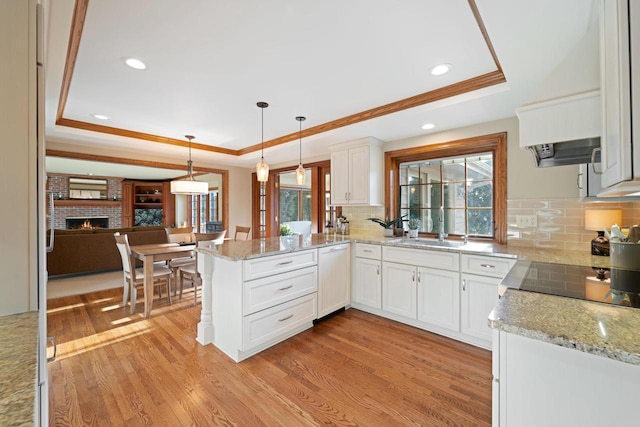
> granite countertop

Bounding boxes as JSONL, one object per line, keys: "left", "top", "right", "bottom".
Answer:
{"left": 0, "top": 311, "right": 38, "bottom": 426}
{"left": 197, "top": 233, "right": 353, "bottom": 261}
{"left": 489, "top": 289, "right": 640, "bottom": 366}
{"left": 199, "top": 232, "right": 613, "bottom": 269}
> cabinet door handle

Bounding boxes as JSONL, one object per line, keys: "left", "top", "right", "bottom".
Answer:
{"left": 345, "top": 192, "right": 348, "bottom": 200}
{"left": 278, "top": 285, "right": 293, "bottom": 291}
{"left": 480, "top": 264, "right": 496, "bottom": 269}
{"left": 277, "top": 260, "right": 293, "bottom": 266}
{"left": 412, "top": 271, "right": 415, "bottom": 282}
{"left": 376, "top": 265, "right": 380, "bottom": 275}
{"left": 417, "top": 271, "right": 421, "bottom": 283}
{"left": 577, "top": 172, "right": 583, "bottom": 189}
{"left": 462, "top": 279, "right": 466, "bottom": 291}
{"left": 591, "top": 147, "right": 602, "bottom": 175}
{"left": 278, "top": 314, "right": 294, "bottom": 322}
{"left": 47, "top": 336, "right": 57, "bottom": 362}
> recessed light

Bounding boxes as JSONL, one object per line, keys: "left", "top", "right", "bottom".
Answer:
{"left": 124, "top": 57, "right": 146, "bottom": 70}
{"left": 91, "top": 114, "right": 110, "bottom": 120}
{"left": 421, "top": 123, "right": 435, "bottom": 130}
{"left": 430, "top": 63, "right": 452, "bottom": 76}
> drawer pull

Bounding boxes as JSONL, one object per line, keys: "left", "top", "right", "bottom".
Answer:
{"left": 278, "top": 314, "right": 294, "bottom": 322}
{"left": 363, "top": 249, "right": 373, "bottom": 253}
{"left": 277, "top": 260, "right": 294, "bottom": 266}
{"left": 278, "top": 285, "right": 293, "bottom": 291}
{"left": 480, "top": 264, "right": 496, "bottom": 269}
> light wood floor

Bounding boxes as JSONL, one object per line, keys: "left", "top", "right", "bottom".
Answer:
{"left": 47, "top": 288, "right": 492, "bottom": 426}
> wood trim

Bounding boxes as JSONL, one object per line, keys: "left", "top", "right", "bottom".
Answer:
{"left": 468, "top": 0, "right": 503, "bottom": 73}
{"left": 46, "top": 149, "right": 227, "bottom": 175}
{"left": 53, "top": 199, "right": 120, "bottom": 207}
{"left": 237, "top": 71, "right": 506, "bottom": 155}
{"left": 56, "top": 1, "right": 506, "bottom": 157}
{"left": 56, "top": 0, "right": 89, "bottom": 123}
{"left": 384, "top": 132, "right": 508, "bottom": 244}
{"left": 54, "top": 119, "right": 240, "bottom": 156}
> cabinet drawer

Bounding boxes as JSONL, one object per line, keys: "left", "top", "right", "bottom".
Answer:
{"left": 461, "top": 254, "right": 515, "bottom": 278}
{"left": 243, "top": 266, "right": 317, "bottom": 315}
{"left": 243, "top": 293, "right": 317, "bottom": 351}
{"left": 355, "top": 243, "right": 382, "bottom": 259}
{"left": 383, "top": 246, "right": 459, "bottom": 271}
{"left": 243, "top": 249, "right": 317, "bottom": 281}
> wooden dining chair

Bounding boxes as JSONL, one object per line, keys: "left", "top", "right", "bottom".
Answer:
{"left": 165, "top": 226, "right": 196, "bottom": 294}
{"left": 114, "top": 232, "right": 173, "bottom": 314}
{"left": 234, "top": 225, "right": 251, "bottom": 240}
{"left": 178, "top": 230, "right": 227, "bottom": 305}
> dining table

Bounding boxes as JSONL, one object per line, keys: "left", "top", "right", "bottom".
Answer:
{"left": 129, "top": 242, "right": 196, "bottom": 317}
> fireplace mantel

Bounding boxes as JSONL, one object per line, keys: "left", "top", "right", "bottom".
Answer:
{"left": 53, "top": 200, "right": 121, "bottom": 207}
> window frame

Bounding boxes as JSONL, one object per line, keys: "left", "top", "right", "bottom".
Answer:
{"left": 188, "top": 187, "right": 219, "bottom": 233}
{"left": 385, "top": 132, "right": 507, "bottom": 244}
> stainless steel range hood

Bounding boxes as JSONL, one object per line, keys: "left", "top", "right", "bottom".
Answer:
{"left": 527, "top": 137, "right": 601, "bottom": 167}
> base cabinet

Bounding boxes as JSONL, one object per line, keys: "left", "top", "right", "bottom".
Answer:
{"left": 382, "top": 262, "right": 417, "bottom": 318}
{"left": 417, "top": 267, "right": 460, "bottom": 331}
{"left": 318, "top": 244, "right": 351, "bottom": 317}
{"left": 353, "top": 257, "right": 382, "bottom": 308}
{"left": 460, "top": 273, "right": 500, "bottom": 344}
{"left": 493, "top": 331, "right": 640, "bottom": 427}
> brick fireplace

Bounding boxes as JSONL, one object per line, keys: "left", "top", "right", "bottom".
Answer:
{"left": 49, "top": 175, "right": 123, "bottom": 229}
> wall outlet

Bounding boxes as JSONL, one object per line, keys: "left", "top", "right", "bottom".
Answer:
{"left": 516, "top": 215, "right": 537, "bottom": 228}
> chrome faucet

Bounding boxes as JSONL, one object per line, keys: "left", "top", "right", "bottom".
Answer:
{"left": 438, "top": 207, "right": 448, "bottom": 242}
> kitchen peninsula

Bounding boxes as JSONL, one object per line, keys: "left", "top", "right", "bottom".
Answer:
{"left": 196, "top": 234, "right": 352, "bottom": 362}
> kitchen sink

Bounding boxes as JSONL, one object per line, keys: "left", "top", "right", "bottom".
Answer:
{"left": 388, "top": 238, "right": 466, "bottom": 248}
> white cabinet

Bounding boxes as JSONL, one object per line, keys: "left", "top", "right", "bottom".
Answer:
{"left": 460, "top": 254, "right": 515, "bottom": 348}
{"left": 353, "top": 243, "right": 382, "bottom": 309}
{"left": 382, "top": 246, "right": 459, "bottom": 324}
{"left": 204, "top": 248, "right": 318, "bottom": 362}
{"left": 417, "top": 267, "right": 460, "bottom": 331}
{"left": 382, "top": 261, "right": 417, "bottom": 318}
{"left": 493, "top": 331, "right": 640, "bottom": 427}
{"left": 598, "top": 0, "right": 640, "bottom": 195}
{"left": 460, "top": 273, "right": 500, "bottom": 344}
{"left": 329, "top": 137, "right": 383, "bottom": 205}
{"left": 318, "top": 244, "right": 351, "bottom": 317}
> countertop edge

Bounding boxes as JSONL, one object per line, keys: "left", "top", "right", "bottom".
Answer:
{"left": 0, "top": 311, "right": 39, "bottom": 426}
{"left": 489, "top": 290, "right": 640, "bottom": 366}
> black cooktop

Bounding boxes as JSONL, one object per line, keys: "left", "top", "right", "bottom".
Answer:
{"left": 503, "top": 261, "right": 640, "bottom": 309}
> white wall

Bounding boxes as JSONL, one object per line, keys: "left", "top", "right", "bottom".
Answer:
{"left": 385, "top": 116, "right": 580, "bottom": 200}
{"left": 0, "top": 0, "right": 37, "bottom": 315}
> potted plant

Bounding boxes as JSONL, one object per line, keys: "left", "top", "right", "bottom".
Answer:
{"left": 280, "top": 224, "right": 292, "bottom": 236}
{"left": 367, "top": 215, "right": 406, "bottom": 237}
{"left": 408, "top": 218, "right": 421, "bottom": 238}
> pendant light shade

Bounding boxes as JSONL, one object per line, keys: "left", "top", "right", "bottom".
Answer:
{"left": 295, "top": 116, "right": 306, "bottom": 185}
{"left": 256, "top": 102, "right": 269, "bottom": 182}
{"left": 171, "top": 135, "right": 208, "bottom": 195}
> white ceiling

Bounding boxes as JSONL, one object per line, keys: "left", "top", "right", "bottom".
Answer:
{"left": 43, "top": 0, "right": 594, "bottom": 180}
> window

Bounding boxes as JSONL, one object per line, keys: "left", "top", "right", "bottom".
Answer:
{"left": 280, "top": 187, "right": 311, "bottom": 223}
{"left": 189, "top": 188, "right": 218, "bottom": 233}
{"left": 386, "top": 133, "right": 507, "bottom": 243}
{"left": 399, "top": 154, "right": 493, "bottom": 237}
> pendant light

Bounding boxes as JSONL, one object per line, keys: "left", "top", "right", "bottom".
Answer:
{"left": 295, "top": 116, "right": 306, "bottom": 185}
{"left": 256, "top": 102, "right": 269, "bottom": 182}
{"left": 170, "top": 135, "right": 208, "bottom": 195}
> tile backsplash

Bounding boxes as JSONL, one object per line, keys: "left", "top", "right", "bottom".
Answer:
{"left": 507, "top": 199, "right": 640, "bottom": 251}
{"left": 344, "top": 199, "right": 640, "bottom": 251}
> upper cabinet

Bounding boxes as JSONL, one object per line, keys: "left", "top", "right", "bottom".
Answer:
{"left": 598, "top": 0, "right": 640, "bottom": 195}
{"left": 329, "top": 137, "right": 383, "bottom": 206}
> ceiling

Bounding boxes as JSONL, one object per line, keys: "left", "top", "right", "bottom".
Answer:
{"left": 43, "top": 0, "right": 595, "bottom": 180}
